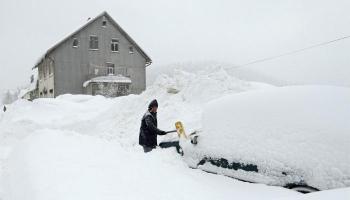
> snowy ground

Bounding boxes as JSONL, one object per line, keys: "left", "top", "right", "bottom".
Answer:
{"left": 0, "top": 68, "right": 349, "bottom": 199}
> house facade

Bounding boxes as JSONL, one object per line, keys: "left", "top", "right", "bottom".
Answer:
{"left": 33, "top": 11, "right": 151, "bottom": 98}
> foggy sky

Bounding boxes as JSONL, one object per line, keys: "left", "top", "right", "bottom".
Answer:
{"left": 1, "top": 0, "right": 350, "bottom": 93}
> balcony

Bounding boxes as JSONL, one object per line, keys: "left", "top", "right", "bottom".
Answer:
{"left": 86, "top": 64, "right": 128, "bottom": 80}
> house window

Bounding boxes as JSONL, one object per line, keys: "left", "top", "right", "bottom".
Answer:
{"left": 30, "top": 75, "right": 34, "bottom": 83}
{"left": 43, "top": 65, "right": 46, "bottom": 78}
{"left": 38, "top": 67, "right": 42, "bottom": 80}
{"left": 111, "top": 39, "right": 119, "bottom": 52}
{"left": 89, "top": 36, "right": 99, "bottom": 50}
{"left": 102, "top": 16, "right": 107, "bottom": 27}
{"left": 107, "top": 63, "right": 115, "bottom": 75}
{"left": 129, "top": 46, "right": 134, "bottom": 54}
{"left": 48, "top": 61, "right": 52, "bottom": 75}
{"left": 49, "top": 89, "right": 53, "bottom": 94}
{"left": 73, "top": 38, "right": 79, "bottom": 47}
{"left": 49, "top": 60, "right": 54, "bottom": 75}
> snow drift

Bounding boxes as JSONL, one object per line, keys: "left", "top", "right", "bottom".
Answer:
{"left": 1, "top": 67, "right": 349, "bottom": 199}
{"left": 3, "top": 130, "right": 299, "bottom": 200}
{"left": 1, "top": 69, "right": 299, "bottom": 200}
{"left": 182, "top": 85, "right": 350, "bottom": 190}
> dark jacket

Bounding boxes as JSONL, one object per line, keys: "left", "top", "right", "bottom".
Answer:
{"left": 139, "top": 110, "right": 166, "bottom": 147}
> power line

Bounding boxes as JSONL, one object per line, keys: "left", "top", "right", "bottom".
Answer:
{"left": 230, "top": 34, "right": 350, "bottom": 69}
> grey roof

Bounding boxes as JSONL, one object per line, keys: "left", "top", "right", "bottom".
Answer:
{"left": 34, "top": 11, "right": 152, "bottom": 68}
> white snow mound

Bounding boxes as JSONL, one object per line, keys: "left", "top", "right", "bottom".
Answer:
{"left": 183, "top": 85, "right": 350, "bottom": 190}
{"left": 1, "top": 69, "right": 294, "bottom": 200}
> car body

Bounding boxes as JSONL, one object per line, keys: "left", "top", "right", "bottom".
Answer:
{"left": 180, "top": 86, "right": 350, "bottom": 193}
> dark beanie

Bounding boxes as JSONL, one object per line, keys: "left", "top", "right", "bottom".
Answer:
{"left": 148, "top": 99, "right": 158, "bottom": 110}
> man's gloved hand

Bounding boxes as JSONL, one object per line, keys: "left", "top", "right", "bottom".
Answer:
{"left": 161, "top": 131, "right": 167, "bottom": 135}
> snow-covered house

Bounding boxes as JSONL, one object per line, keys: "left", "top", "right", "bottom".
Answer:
{"left": 33, "top": 11, "right": 151, "bottom": 98}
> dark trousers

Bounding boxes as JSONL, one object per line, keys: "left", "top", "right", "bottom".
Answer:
{"left": 142, "top": 145, "right": 155, "bottom": 153}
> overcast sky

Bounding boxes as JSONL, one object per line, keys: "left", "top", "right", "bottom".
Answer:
{"left": 0, "top": 0, "right": 350, "bottom": 93}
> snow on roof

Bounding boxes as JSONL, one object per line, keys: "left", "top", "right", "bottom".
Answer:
{"left": 83, "top": 75, "right": 132, "bottom": 87}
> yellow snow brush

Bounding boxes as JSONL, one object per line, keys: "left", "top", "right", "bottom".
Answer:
{"left": 175, "top": 121, "right": 187, "bottom": 139}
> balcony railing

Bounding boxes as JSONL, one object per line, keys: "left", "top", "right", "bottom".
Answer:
{"left": 86, "top": 65, "right": 128, "bottom": 80}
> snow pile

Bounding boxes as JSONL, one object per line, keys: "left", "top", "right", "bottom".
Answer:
{"left": 148, "top": 69, "right": 272, "bottom": 104}
{"left": 1, "top": 66, "right": 348, "bottom": 199}
{"left": 0, "top": 69, "right": 293, "bottom": 200}
{"left": 2, "top": 130, "right": 298, "bottom": 200}
{"left": 0, "top": 69, "right": 270, "bottom": 146}
{"left": 147, "top": 61, "right": 295, "bottom": 87}
{"left": 182, "top": 85, "right": 350, "bottom": 190}
{"left": 148, "top": 60, "right": 350, "bottom": 88}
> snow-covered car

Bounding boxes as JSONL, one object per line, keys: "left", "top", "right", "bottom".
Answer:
{"left": 180, "top": 86, "right": 350, "bottom": 193}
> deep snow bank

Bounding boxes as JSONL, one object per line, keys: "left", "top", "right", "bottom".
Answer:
{"left": 0, "top": 69, "right": 286, "bottom": 200}
{"left": 3, "top": 130, "right": 298, "bottom": 200}
{"left": 182, "top": 85, "right": 350, "bottom": 190}
{"left": 0, "top": 69, "right": 271, "bottom": 146}
{"left": 1, "top": 67, "right": 349, "bottom": 199}
{"left": 147, "top": 61, "right": 350, "bottom": 88}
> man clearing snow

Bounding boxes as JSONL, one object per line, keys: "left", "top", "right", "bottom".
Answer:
{"left": 139, "top": 99, "right": 167, "bottom": 152}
